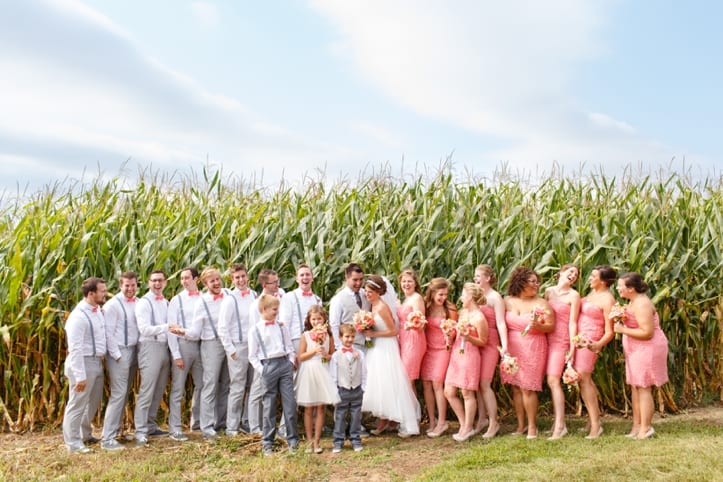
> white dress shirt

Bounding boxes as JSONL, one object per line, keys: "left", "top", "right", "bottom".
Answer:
{"left": 219, "top": 288, "right": 257, "bottom": 356}
{"left": 135, "top": 292, "right": 170, "bottom": 343}
{"left": 248, "top": 319, "right": 295, "bottom": 372}
{"left": 64, "top": 300, "right": 107, "bottom": 381}
{"left": 278, "top": 287, "right": 323, "bottom": 341}
{"left": 104, "top": 293, "right": 140, "bottom": 360}
{"left": 167, "top": 289, "right": 202, "bottom": 359}
{"left": 247, "top": 288, "right": 285, "bottom": 327}
{"left": 186, "top": 290, "right": 226, "bottom": 341}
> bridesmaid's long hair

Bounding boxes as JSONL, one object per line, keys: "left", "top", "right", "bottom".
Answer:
{"left": 424, "top": 277, "right": 457, "bottom": 318}
{"left": 398, "top": 269, "right": 422, "bottom": 294}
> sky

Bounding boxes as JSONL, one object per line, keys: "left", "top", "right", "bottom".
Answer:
{"left": 1, "top": 0, "right": 721, "bottom": 195}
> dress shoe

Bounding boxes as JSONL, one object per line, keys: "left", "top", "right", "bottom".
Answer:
{"left": 585, "top": 426, "right": 604, "bottom": 439}
{"left": 548, "top": 427, "right": 568, "bottom": 440}
{"left": 638, "top": 427, "right": 656, "bottom": 440}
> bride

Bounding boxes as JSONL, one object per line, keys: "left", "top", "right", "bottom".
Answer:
{"left": 361, "top": 275, "right": 421, "bottom": 437}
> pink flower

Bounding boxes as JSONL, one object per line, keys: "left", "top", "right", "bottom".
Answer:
{"left": 439, "top": 318, "right": 457, "bottom": 351}
{"left": 404, "top": 310, "right": 427, "bottom": 331}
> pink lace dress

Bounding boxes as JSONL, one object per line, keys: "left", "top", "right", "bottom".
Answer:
{"left": 397, "top": 305, "right": 427, "bottom": 380}
{"left": 501, "top": 312, "right": 547, "bottom": 391}
{"left": 479, "top": 304, "right": 500, "bottom": 382}
{"left": 622, "top": 310, "right": 669, "bottom": 387}
{"left": 420, "top": 316, "right": 451, "bottom": 382}
{"left": 445, "top": 327, "right": 481, "bottom": 390}
{"left": 573, "top": 299, "right": 605, "bottom": 374}
{"left": 546, "top": 301, "right": 571, "bottom": 377}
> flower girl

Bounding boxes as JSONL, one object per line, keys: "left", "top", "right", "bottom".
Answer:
{"left": 294, "top": 305, "right": 340, "bottom": 453}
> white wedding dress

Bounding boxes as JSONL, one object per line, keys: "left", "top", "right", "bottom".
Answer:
{"left": 361, "top": 314, "right": 420, "bottom": 435}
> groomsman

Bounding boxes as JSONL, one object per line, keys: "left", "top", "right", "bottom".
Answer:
{"left": 329, "top": 263, "right": 371, "bottom": 351}
{"left": 178, "top": 267, "right": 228, "bottom": 441}
{"left": 134, "top": 270, "right": 178, "bottom": 447}
{"left": 166, "top": 267, "right": 203, "bottom": 441}
{"left": 279, "top": 263, "right": 323, "bottom": 355}
{"left": 246, "top": 268, "right": 284, "bottom": 435}
{"left": 62, "top": 277, "right": 107, "bottom": 453}
{"left": 219, "top": 263, "right": 256, "bottom": 436}
{"left": 100, "top": 272, "right": 140, "bottom": 451}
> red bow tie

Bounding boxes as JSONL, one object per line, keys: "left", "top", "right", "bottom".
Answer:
{"left": 188, "top": 291, "right": 200, "bottom": 297}
{"left": 155, "top": 295, "right": 165, "bottom": 301}
{"left": 341, "top": 347, "right": 354, "bottom": 353}
{"left": 240, "top": 289, "right": 250, "bottom": 296}
{"left": 91, "top": 306, "right": 99, "bottom": 313}
{"left": 213, "top": 293, "right": 224, "bottom": 301}
{"left": 264, "top": 320, "right": 275, "bottom": 326}
{"left": 301, "top": 291, "right": 313, "bottom": 297}
{"left": 126, "top": 297, "right": 136, "bottom": 303}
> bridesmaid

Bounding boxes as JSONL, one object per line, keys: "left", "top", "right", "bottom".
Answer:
{"left": 614, "top": 272, "right": 669, "bottom": 439}
{"left": 444, "top": 283, "right": 487, "bottom": 442}
{"left": 573, "top": 265, "right": 616, "bottom": 439}
{"left": 473, "top": 264, "right": 508, "bottom": 439}
{"left": 397, "top": 269, "right": 427, "bottom": 392}
{"left": 420, "top": 278, "right": 458, "bottom": 438}
{"left": 544, "top": 264, "right": 580, "bottom": 440}
{"left": 502, "top": 267, "right": 554, "bottom": 439}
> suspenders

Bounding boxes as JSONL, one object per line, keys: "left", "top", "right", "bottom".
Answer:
{"left": 79, "top": 310, "right": 98, "bottom": 356}
{"left": 255, "top": 323, "right": 288, "bottom": 361}
{"left": 201, "top": 298, "right": 219, "bottom": 339}
{"left": 116, "top": 297, "right": 129, "bottom": 346}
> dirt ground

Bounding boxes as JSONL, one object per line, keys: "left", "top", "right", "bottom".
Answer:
{"left": 1, "top": 406, "right": 721, "bottom": 481}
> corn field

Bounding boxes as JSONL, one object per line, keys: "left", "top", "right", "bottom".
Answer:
{"left": 1, "top": 166, "right": 721, "bottom": 432}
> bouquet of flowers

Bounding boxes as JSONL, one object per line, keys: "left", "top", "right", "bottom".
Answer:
{"left": 562, "top": 361, "right": 580, "bottom": 389}
{"left": 522, "top": 305, "right": 548, "bottom": 336}
{"left": 456, "top": 316, "right": 471, "bottom": 354}
{"left": 309, "top": 324, "right": 329, "bottom": 362}
{"left": 498, "top": 347, "right": 519, "bottom": 375}
{"left": 571, "top": 333, "right": 592, "bottom": 350}
{"left": 610, "top": 302, "right": 626, "bottom": 341}
{"left": 404, "top": 310, "right": 427, "bottom": 331}
{"left": 439, "top": 318, "right": 457, "bottom": 351}
{"left": 353, "top": 310, "right": 375, "bottom": 348}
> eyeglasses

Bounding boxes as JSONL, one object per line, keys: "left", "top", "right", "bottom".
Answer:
{"left": 264, "top": 280, "right": 279, "bottom": 285}
{"left": 527, "top": 279, "right": 541, "bottom": 285}
{"left": 150, "top": 278, "right": 165, "bottom": 283}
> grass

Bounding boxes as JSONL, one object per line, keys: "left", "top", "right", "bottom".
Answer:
{"left": 1, "top": 407, "right": 720, "bottom": 481}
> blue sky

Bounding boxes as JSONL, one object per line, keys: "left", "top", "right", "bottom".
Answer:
{"left": 1, "top": 0, "right": 721, "bottom": 194}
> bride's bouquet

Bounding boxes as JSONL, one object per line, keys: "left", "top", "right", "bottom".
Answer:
{"left": 404, "top": 310, "right": 427, "bottom": 331}
{"left": 439, "top": 318, "right": 457, "bottom": 351}
{"left": 456, "top": 316, "right": 472, "bottom": 354}
{"left": 498, "top": 347, "right": 519, "bottom": 375}
{"left": 522, "top": 305, "right": 548, "bottom": 336}
{"left": 353, "top": 310, "right": 375, "bottom": 348}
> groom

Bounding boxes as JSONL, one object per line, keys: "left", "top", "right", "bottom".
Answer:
{"left": 329, "top": 263, "right": 371, "bottom": 353}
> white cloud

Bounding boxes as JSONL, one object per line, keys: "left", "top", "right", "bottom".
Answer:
{"left": 309, "top": 0, "right": 685, "bottom": 169}
{"left": 190, "top": 1, "right": 219, "bottom": 30}
{"left": 353, "top": 122, "right": 403, "bottom": 149}
{"left": 0, "top": 0, "right": 351, "bottom": 191}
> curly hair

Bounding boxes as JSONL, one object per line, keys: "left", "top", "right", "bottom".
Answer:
{"left": 507, "top": 266, "right": 538, "bottom": 297}
{"left": 424, "top": 277, "right": 457, "bottom": 317}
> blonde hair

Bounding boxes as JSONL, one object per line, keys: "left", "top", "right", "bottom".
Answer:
{"left": 475, "top": 264, "right": 497, "bottom": 286}
{"left": 258, "top": 294, "right": 280, "bottom": 313}
{"left": 398, "top": 269, "right": 421, "bottom": 294}
{"left": 463, "top": 282, "right": 486, "bottom": 306}
{"left": 200, "top": 267, "right": 220, "bottom": 285}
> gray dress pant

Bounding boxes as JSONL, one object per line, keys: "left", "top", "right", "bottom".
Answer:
{"left": 168, "top": 339, "right": 203, "bottom": 433}
{"left": 62, "top": 356, "right": 104, "bottom": 450}
{"left": 101, "top": 345, "right": 137, "bottom": 442}
{"left": 200, "top": 338, "right": 227, "bottom": 436}
{"left": 134, "top": 340, "right": 170, "bottom": 439}
{"left": 260, "top": 357, "right": 299, "bottom": 449}
{"left": 225, "top": 343, "right": 249, "bottom": 432}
